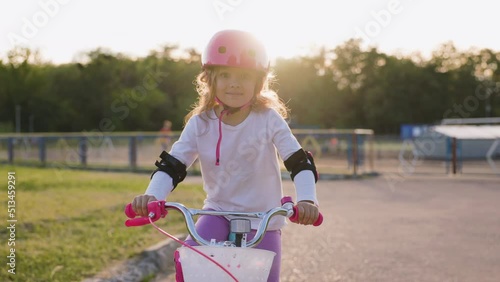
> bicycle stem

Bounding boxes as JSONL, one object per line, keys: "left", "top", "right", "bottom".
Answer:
{"left": 163, "top": 202, "right": 294, "bottom": 248}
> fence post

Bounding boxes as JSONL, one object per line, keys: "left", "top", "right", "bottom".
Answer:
{"left": 368, "top": 134, "right": 374, "bottom": 173}
{"left": 452, "top": 137, "right": 457, "bottom": 175}
{"left": 445, "top": 137, "right": 451, "bottom": 174}
{"left": 38, "top": 137, "right": 46, "bottom": 166}
{"left": 352, "top": 133, "right": 358, "bottom": 176}
{"left": 129, "top": 136, "right": 137, "bottom": 171}
{"left": 79, "top": 137, "right": 87, "bottom": 166}
{"left": 7, "top": 137, "right": 14, "bottom": 164}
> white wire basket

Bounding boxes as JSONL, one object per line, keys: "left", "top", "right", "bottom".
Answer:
{"left": 178, "top": 246, "right": 276, "bottom": 282}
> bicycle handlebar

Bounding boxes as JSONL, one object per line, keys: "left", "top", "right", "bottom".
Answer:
{"left": 125, "top": 196, "right": 323, "bottom": 247}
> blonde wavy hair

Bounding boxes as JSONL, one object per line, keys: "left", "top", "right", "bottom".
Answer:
{"left": 185, "top": 67, "right": 289, "bottom": 124}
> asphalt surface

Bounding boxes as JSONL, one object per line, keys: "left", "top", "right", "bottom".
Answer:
{"left": 154, "top": 174, "right": 500, "bottom": 282}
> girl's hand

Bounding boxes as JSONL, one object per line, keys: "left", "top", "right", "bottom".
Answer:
{"left": 131, "top": 195, "right": 158, "bottom": 217}
{"left": 296, "top": 200, "right": 320, "bottom": 225}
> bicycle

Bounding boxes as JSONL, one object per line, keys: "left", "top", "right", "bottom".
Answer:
{"left": 124, "top": 196, "right": 323, "bottom": 282}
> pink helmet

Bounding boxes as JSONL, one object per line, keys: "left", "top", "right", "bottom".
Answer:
{"left": 202, "top": 30, "right": 269, "bottom": 73}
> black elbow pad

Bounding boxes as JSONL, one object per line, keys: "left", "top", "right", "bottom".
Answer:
{"left": 283, "top": 149, "right": 319, "bottom": 182}
{"left": 151, "top": 151, "right": 187, "bottom": 189}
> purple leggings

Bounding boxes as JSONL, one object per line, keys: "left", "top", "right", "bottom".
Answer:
{"left": 174, "top": 212, "right": 282, "bottom": 282}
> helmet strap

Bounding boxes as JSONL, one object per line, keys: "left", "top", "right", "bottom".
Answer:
{"left": 214, "top": 96, "right": 253, "bottom": 115}
{"left": 213, "top": 96, "right": 254, "bottom": 166}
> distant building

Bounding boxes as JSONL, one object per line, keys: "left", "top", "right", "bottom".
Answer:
{"left": 412, "top": 118, "right": 500, "bottom": 160}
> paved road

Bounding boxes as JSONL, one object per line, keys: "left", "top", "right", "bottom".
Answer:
{"left": 155, "top": 174, "right": 500, "bottom": 282}
{"left": 281, "top": 174, "right": 500, "bottom": 282}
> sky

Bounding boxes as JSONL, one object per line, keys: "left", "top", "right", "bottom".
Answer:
{"left": 1, "top": 0, "right": 499, "bottom": 65}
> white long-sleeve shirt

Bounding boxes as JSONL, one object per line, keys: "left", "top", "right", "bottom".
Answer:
{"left": 146, "top": 108, "right": 317, "bottom": 230}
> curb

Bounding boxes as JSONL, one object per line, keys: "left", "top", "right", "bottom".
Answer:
{"left": 83, "top": 234, "right": 187, "bottom": 282}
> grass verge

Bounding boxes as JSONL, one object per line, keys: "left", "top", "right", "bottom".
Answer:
{"left": 0, "top": 165, "right": 204, "bottom": 282}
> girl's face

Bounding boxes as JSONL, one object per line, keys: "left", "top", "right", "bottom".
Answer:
{"left": 215, "top": 67, "right": 258, "bottom": 108}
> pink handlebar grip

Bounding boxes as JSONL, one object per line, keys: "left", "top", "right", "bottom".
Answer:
{"left": 289, "top": 206, "right": 323, "bottom": 226}
{"left": 124, "top": 201, "right": 168, "bottom": 227}
{"left": 124, "top": 203, "right": 151, "bottom": 227}
{"left": 125, "top": 216, "right": 152, "bottom": 227}
{"left": 125, "top": 203, "right": 137, "bottom": 218}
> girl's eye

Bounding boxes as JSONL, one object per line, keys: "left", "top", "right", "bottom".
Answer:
{"left": 240, "top": 72, "right": 253, "bottom": 80}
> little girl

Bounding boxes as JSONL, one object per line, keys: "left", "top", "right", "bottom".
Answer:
{"left": 131, "top": 29, "right": 320, "bottom": 282}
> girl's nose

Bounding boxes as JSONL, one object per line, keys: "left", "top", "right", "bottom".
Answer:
{"left": 229, "top": 77, "right": 241, "bottom": 88}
